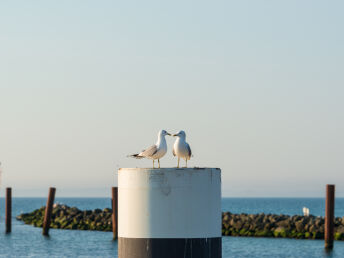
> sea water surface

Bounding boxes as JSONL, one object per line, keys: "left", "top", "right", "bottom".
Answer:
{"left": 0, "top": 198, "right": 344, "bottom": 257}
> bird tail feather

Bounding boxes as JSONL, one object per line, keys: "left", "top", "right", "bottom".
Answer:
{"left": 127, "top": 154, "right": 144, "bottom": 159}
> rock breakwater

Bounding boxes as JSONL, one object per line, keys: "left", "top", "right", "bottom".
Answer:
{"left": 17, "top": 204, "right": 344, "bottom": 240}
{"left": 222, "top": 212, "right": 344, "bottom": 240}
{"left": 17, "top": 204, "right": 113, "bottom": 231}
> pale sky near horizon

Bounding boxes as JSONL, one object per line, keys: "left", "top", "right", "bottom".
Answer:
{"left": 0, "top": 1, "right": 343, "bottom": 197}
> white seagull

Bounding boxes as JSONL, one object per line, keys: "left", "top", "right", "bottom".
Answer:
{"left": 128, "top": 130, "right": 171, "bottom": 168}
{"left": 172, "top": 130, "right": 192, "bottom": 168}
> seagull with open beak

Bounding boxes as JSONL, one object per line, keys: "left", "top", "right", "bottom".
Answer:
{"left": 172, "top": 130, "right": 192, "bottom": 168}
{"left": 128, "top": 130, "right": 171, "bottom": 168}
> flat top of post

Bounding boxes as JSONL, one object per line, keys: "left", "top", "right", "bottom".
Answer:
{"left": 118, "top": 167, "right": 220, "bottom": 171}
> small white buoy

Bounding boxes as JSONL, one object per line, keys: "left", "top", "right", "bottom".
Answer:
{"left": 303, "top": 207, "right": 310, "bottom": 216}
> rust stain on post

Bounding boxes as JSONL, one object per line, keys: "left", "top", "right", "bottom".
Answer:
{"left": 6, "top": 187, "right": 12, "bottom": 233}
{"left": 325, "top": 184, "right": 335, "bottom": 250}
{"left": 112, "top": 187, "right": 118, "bottom": 240}
{"left": 42, "top": 187, "right": 56, "bottom": 236}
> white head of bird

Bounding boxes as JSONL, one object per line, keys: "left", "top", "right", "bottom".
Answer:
{"left": 156, "top": 129, "right": 171, "bottom": 148}
{"left": 172, "top": 130, "right": 186, "bottom": 139}
{"left": 158, "top": 130, "right": 171, "bottom": 138}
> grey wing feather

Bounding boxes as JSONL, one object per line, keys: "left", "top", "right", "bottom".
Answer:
{"left": 186, "top": 143, "right": 192, "bottom": 158}
{"left": 140, "top": 145, "right": 158, "bottom": 157}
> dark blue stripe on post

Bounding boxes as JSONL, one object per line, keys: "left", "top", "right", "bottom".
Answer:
{"left": 118, "top": 237, "right": 222, "bottom": 258}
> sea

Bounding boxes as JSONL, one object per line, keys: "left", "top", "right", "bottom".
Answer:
{"left": 1, "top": 198, "right": 344, "bottom": 258}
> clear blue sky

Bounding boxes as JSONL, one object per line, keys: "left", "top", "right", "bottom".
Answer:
{"left": 0, "top": 1, "right": 343, "bottom": 197}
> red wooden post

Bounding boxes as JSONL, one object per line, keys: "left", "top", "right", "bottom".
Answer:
{"left": 42, "top": 187, "right": 56, "bottom": 236}
{"left": 112, "top": 187, "right": 118, "bottom": 240}
{"left": 6, "top": 187, "right": 12, "bottom": 233}
{"left": 325, "top": 184, "right": 335, "bottom": 249}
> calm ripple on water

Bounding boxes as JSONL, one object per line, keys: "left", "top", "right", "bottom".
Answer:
{"left": 1, "top": 225, "right": 344, "bottom": 258}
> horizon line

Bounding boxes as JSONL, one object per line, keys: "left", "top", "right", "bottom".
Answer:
{"left": 0, "top": 196, "right": 342, "bottom": 198}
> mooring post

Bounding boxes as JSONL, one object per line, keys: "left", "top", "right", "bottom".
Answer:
{"left": 42, "top": 187, "right": 56, "bottom": 236}
{"left": 5, "top": 187, "right": 12, "bottom": 233}
{"left": 112, "top": 187, "right": 118, "bottom": 240}
{"left": 325, "top": 184, "right": 335, "bottom": 250}
{"left": 118, "top": 168, "right": 222, "bottom": 258}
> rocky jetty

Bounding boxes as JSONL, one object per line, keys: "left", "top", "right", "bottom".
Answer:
{"left": 17, "top": 205, "right": 344, "bottom": 240}
{"left": 222, "top": 211, "right": 344, "bottom": 240}
{"left": 17, "top": 204, "right": 113, "bottom": 231}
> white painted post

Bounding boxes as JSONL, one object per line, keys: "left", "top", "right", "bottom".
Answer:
{"left": 118, "top": 167, "right": 222, "bottom": 258}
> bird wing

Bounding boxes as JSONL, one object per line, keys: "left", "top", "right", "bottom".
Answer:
{"left": 186, "top": 143, "right": 192, "bottom": 159}
{"left": 139, "top": 145, "right": 158, "bottom": 157}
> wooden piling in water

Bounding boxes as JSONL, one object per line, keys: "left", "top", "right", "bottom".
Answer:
{"left": 112, "top": 187, "right": 118, "bottom": 240}
{"left": 325, "top": 184, "right": 335, "bottom": 250}
{"left": 5, "top": 187, "right": 12, "bottom": 233}
{"left": 42, "top": 187, "right": 56, "bottom": 236}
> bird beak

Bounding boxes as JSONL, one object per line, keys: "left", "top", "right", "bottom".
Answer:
{"left": 172, "top": 133, "right": 178, "bottom": 137}
{"left": 167, "top": 132, "right": 171, "bottom": 136}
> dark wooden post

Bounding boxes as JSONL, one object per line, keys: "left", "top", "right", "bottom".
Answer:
{"left": 325, "top": 184, "right": 335, "bottom": 249}
{"left": 112, "top": 187, "right": 118, "bottom": 240}
{"left": 42, "top": 187, "right": 56, "bottom": 236}
{"left": 5, "top": 187, "right": 12, "bottom": 233}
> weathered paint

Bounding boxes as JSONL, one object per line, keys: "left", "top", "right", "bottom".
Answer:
{"left": 118, "top": 168, "right": 221, "bottom": 238}
{"left": 118, "top": 168, "right": 222, "bottom": 258}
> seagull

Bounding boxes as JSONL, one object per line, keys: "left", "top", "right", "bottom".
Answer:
{"left": 172, "top": 130, "right": 192, "bottom": 168}
{"left": 128, "top": 130, "right": 171, "bottom": 168}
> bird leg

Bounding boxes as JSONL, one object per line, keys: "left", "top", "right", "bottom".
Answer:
{"left": 158, "top": 159, "right": 160, "bottom": 168}
{"left": 153, "top": 160, "right": 155, "bottom": 169}
{"left": 177, "top": 157, "right": 180, "bottom": 168}
{"left": 185, "top": 159, "right": 188, "bottom": 168}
